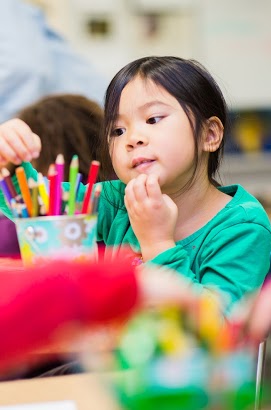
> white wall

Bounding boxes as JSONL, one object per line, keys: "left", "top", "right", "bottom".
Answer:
{"left": 29, "top": 0, "right": 271, "bottom": 110}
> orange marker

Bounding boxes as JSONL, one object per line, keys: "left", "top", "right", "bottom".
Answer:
{"left": 15, "top": 166, "right": 32, "bottom": 216}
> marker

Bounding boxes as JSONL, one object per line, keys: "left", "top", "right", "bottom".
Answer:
{"left": 75, "top": 172, "right": 82, "bottom": 201}
{"left": 0, "top": 175, "right": 13, "bottom": 205}
{"left": 48, "top": 164, "right": 57, "bottom": 216}
{"left": 1, "top": 167, "right": 18, "bottom": 198}
{"left": 15, "top": 167, "right": 32, "bottom": 215}
{"left": 37, "top": 173, "right": 49, "bottom": 214}
{"left": 91, "top": 184, "right": 102, "bottom": 214}
{"left": 28, "top": 178, "right": 39, "bottom": 217}
{"left": 68, "top": 155, "right": 79, "bottom": 216}
{"left": 81, "top": 160, "right": 100, "bottom": 214}
{"left": 55, "top": 153, "right": 65, "bottom": 215}
{"left": 10, "top": 198, "right": 19, "bottom": 218}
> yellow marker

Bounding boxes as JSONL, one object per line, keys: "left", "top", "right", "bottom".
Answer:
{"left": 28, "top": 178, "right": 39, "bottom": 217}
{"left": 38, "top": 173, "right": 49, "bottom": 214}
{"left": 198, "top": 293, "right": 222, "bottom": 352}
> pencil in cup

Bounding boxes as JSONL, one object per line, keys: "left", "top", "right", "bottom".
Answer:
{"left": 1, "top": 167, "right": 18, "bottom": 198}
{"left": 28, "top": 178, "right": 39, "bottom": 218}
{"left": 0, "top": 174, "right": 13, "bottom": 205}
{"left": 55, "top": 153, "right": 65, "bottom": 216}
{"left": 38, "top": 173, "right": 49, "bottom": 214}
{"left": 15, "top": 166, "right": 33, "bottom": 216}
{"left": 48, "top": 164, "right": 57, "bottom": 216}
{"left": 89, "top": 184, "right": 102, "bottom": 214}
{"left": 68, "top": 155, "right": 79, "bottom": 216}
{"left": 81, "top": 160, "right": 100, "bottom": 214}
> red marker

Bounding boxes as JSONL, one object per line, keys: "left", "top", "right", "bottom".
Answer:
{"left": 81, "top": 160, "right": 100, "bottom": 214}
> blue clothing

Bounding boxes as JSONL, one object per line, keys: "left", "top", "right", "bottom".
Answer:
{"left": 0, "top": 0, "right": 108, "bottom": 122}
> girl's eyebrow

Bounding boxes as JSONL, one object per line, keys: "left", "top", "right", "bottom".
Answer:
{"left": 116, "top": 100, "right": 171, "bottom": 122}
{"left": 117, "top": 100, "right": 170, "bottom": 121}
{"left": 139, "top": 100, "right": 170, "bottom": 111}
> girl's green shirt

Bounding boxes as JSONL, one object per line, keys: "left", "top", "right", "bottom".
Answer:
{"left": 2, "top": 162, "right": 271, "bottom": 315}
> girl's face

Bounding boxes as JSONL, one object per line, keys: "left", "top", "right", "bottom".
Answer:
{"left": 109, "top": 76, "right": 197, "bottom": 194}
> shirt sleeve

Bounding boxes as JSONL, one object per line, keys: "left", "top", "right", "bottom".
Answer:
{"left": 0, "top": 259, "right": 139, "bottom": 371}
{"left": 149, "top": 222, "right": 271, "bottom": 315}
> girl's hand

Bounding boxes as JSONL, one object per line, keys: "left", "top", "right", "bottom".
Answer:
{"left": 124, "top": 174, "right": 178, "bottom": 261}
{"left": 0, "top": 118, "right": 41, "bottom": 167}
{"left": 136, "top": 263, "right": 197, "bottom": 308}
{"left": 246, "top": 281, "right": 271, "bottom": 342}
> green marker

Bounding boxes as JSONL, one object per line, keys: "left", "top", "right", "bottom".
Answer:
{"left": 68, "top": 155, "right": 79, "bottom": 216}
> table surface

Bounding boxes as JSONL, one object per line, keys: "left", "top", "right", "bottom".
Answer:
{"left": 0, "top": 372, "right": 122, "bottom": 409}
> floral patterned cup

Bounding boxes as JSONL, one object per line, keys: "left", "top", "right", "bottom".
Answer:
{"left": 14, "top": 214, "right": 98, "bottom": 266}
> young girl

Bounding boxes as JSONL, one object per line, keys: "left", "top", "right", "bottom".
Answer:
{"left": 0, "top": 56, "right": 270, "bottom": 316}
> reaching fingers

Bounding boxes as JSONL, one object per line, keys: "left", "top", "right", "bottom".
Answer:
{"left": 0, "top": 119, "right": 41, "bottom": 164}
{"left": 9, "top": 119, "right": 41, "bottom": 159}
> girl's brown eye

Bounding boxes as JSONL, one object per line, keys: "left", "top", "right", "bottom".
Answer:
{"left": 147, "top": 116, "right": 161, "bottom": 124}
{"left": 111, "top": 128, "right": 124, "bottom": 137}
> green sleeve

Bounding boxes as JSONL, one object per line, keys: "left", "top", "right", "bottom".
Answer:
{"left": 149, "top": 223, "right": 271, "bottom": 315}
{"left": 95, "top": 181, "right": 125, "bottom": 243}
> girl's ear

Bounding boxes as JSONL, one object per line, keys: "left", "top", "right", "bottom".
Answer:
{"left": 202, "top": 116, "right": 224, "bottom": 152}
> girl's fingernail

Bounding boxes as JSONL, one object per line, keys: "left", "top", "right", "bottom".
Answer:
{"left": 14, "top": 157, "right": 22, "bottom": 164}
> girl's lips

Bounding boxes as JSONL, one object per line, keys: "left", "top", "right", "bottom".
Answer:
{"left": 133, "top": 160, "right": 156, "bottom": 172}
{"left": 132, "top": 158, "right": 155, "bottom": 168}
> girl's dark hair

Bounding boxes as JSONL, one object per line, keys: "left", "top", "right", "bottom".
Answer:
{"left": 102, "top": 56, "right": 229, "bottom": 187}
{"left": 17, "top": 94, "right": 104, "bottom": 183}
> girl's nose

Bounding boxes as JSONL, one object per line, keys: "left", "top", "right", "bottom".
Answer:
{"left": 125, "top": 132, "right": 148, "bottom": 150}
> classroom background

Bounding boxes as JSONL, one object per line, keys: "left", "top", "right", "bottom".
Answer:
{"left": 30, "top": 0, "right": 271, "bottom": 216}
{"left": 1, "top": 1, "right": 271, "bottom": 408}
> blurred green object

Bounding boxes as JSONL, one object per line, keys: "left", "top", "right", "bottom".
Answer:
{"left": 113, "top": 309, "right": 259, "bottom": 410}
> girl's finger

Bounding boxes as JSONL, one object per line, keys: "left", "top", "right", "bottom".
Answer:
{"left": 0, "top": 137, "right": 22, "bottom": 164}
{"left": 132, "top": 174, "right": 148, "bottom": 202}
{"left": 10, "top": 121, "right": 41, "bottom": 157}
{"left": 8, "top": 118, "right": 41, "bottom": 158}
{"left": 125, "top": 179, "right": 136, "bottom": 208}
{"left": 2, "top": 129, "right": 34, "bottom": 163}
{"left": 145, "top": 174, "right": 161, "bottom": 200}
{"left": 0, "top": 119, "right": 36, "bottom": 161}
{"left": 32, "top": 133, "right": 42, "bottom": 157}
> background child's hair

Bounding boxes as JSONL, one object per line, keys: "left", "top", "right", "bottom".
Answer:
{"left": 102, "top": 56, "right": 230, "bottom": 187}
{"left": 17, "top": 94, "right": 104, "bottom": 183}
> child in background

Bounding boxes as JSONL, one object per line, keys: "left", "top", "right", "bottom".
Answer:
{"left": 13, "top": 93, "right": 104, "bottom": 183}
{"left": 0, "top": 94, "right": 104, "bottom": 256}
{"left": 0, "top": 56, "right": 270, "bottom": 318}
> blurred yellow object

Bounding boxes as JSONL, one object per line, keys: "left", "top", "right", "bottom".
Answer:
{"left": 198, "top": 293, "right": 222, "bottom": 350}
{"left": 233, "top": 114, "right": 263, "bottom": 152}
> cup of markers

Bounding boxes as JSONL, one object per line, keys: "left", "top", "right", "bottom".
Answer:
{"left": 0, "top": 155, "right": 101, "bottom": 266}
